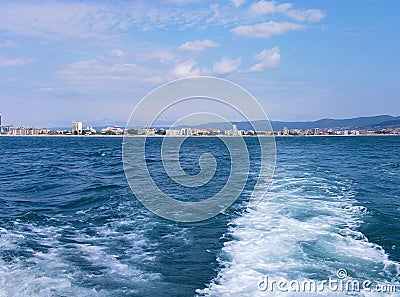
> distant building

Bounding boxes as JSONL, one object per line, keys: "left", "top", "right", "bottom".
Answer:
{"left": 180, "top": 128, "right": 192, "bottom": 136}
{"left": 196, "top": 128, "right": 209, "bottom": 136}
{"left": 84, "top": 127, "right": 97, "bottom": 135}
{"left": 350, "top": 130, "right": 360, "bottom": 135}
{"left": 3, "top": 125, "right": 14, "bottom": 135}
{"left": 225, "top": 124, "right": 241, "bottom": 136}
{"left": 99, "top": 125, "right": 124, "bottom": 135}
{"left": 281, "top": 127, "right": 289, "bottom": 135}
{"left": 209, "top": 128, "right": 221, "bottom": 135}
{"left": 166, "top": 129, "right": 180, "bottom": 136}
{"left": 313, "top": 128, "right": 320, "bottom": 135}
{"left": 72, "top": 121, "right": 83, "bottom": 135}
{"left": 15, "top": 126, "right": 26, "bottom": 135}
{"left": 232, "top": 124, "right": 239, "bottom": 136}
{"left": 137, "top": 127, "right": 156, "bottom": 136}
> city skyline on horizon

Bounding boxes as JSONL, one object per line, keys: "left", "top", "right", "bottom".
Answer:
{"left": 0, "top": 112, "right": 398, "bottom": 130}
{"left": 0, "top": 1, "right": 399, "bottom": 127}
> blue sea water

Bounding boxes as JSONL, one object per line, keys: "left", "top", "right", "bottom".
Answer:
{"left": 0, "top": 136, "right": 399, "bottom": 296}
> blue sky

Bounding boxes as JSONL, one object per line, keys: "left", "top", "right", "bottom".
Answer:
{"left": 0, "top": 0, "right": 399, "bottom": 127}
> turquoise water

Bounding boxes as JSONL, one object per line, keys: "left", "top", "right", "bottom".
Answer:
{"left": 0, "top": 136, "right": 399, "bottom": 296}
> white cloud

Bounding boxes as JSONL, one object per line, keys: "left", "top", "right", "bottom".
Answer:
{"left": 209, "top": 3, "right": 220, "bottom": 19}
{"left": 250, "top": 1, "right": 291, "bottom": 14}
{"left": 164, "top": 0, "right": 202, "bottom": 5}
{"left": 0, "top": 2, "right": 121, "bottom": 39}
{"left": 213, "top": 57, "right": 241, "bottom": 75}
{"left": 59, "top": 48, "right": 201, "bottom": 87}
{"left": 59, "top": 59, "right": 141, "bottom": 82}
{"left": 0, "top": 0, "right": 326, "bottom": 53}
{"left": 178, "top": 39, "right": 220, "bottom": 52}
{"left": 286, "top": 8, "right": 325, "bottom": 22}
{"left": 109, "top": 50, "right": 124, "bottom": 57}
{"left": 231, "top": 0, "right": 246, "bottom": 7}
{"left": 0, "top": 1, "right": 324, "bottom": 44}
{"left": 61, "top": 55, "right": 205, "bottom": 85}
{"left": 171, "top": 60, "right": 203, "bottom": 78}
{"left": 0, "top": 40, "right": 17, "bottom": 48}
{"left": 36, "top": 87, "right": 57, "bottom": 92}
{"left": 148, "top": 51, "right": 175, "bottom": 62}
{"left": 249, "top": 1, "right": 324, "bottom": 22}
{"left": 231, "top": 21, "right": 303, "bottom": 38}
{"left": 0, "top": 2, "right": 214, "bottom": 39}
{"left": 0, "top": 54, "right": 34, "bottom": 67}
{"left": 247, "top": 47, "right": 280, "bottom": 72}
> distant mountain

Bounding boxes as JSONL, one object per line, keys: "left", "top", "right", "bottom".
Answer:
{"left": 366, "top": 119, "right": 400, "bottom": 129}
{"left": 269, "top": 115, "right": 400, "bottom": 130}
{"left": 49, "top": 115, "right": 400, "bottom": 131}
{"left": 49, "top": 126, "right": 117, "bottom": 131}
{"left": 175, "top": 115, "right": 400, "bottom": 131}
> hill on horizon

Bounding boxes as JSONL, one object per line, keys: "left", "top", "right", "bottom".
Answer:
{"left": 174, "top": 115, "right": 400, "bottom": 131}
{"left": 48, "top": 115, "right": 400, "bottom": 131}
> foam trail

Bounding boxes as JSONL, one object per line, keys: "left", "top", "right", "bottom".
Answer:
{"left": 0, "top": 201, "right": 160, "bottom": 297}
{"left": 198, "top": 169, "right": 400, "bottom": 297}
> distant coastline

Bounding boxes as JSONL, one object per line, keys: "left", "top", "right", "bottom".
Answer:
{"left": 1, "top": 115, "right": 399, "bottom": 137}
{"left": 1, "top": 133, "right": 399, "bottom": 138}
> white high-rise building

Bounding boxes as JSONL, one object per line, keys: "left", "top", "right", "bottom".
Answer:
{"left": 72, "top": 121, "right": 83, "bottom": 135}
{"left": 232, "top": 124, "right": 241, "bottom": 136}
{"left": 232, "top": 124, "right": 238, "bottom": 133}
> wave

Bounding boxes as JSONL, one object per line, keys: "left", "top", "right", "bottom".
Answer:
{"left": 198, "top": 170, "right": 400, "bottom": 297}
{"left": 0, "top": 200, "right": 160, "bottom": 297}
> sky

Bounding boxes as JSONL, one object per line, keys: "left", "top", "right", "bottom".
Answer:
{"left": 0, "top": 0, "right": 399, "bottom": 127}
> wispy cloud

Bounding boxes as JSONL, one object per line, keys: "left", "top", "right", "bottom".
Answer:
{"left": 178, "top": 39, "right": 220, "bottom": 52}
{"left": 165, "top": 0, "right": 203, "bottom": 5}
{"left": 231, "top": 0, "right": 247, "bottom": 7}
{"left": 286, "top": 8, "right": 325, "bottom": 22}
{"left": 0, "top": 2, "right": 121, "bottom": 39}
{"left": 231, "top": 21, "right": 304, "bottom": 38}
{"left": 2, "top": 1, "right": 325, "bottom": 93}
{"left": 249, "top": 1, "right": 325, "bottom": 22}
{"left": 148, "top": 51, "right": 175, "bottom": 62}
{"left": 109, "top": 50, "right": 124, "bottom": 57}
{"left": 213, "top": 57, "right": 241, "bottom": 75}
{"left": 0, "top": 2, "right": 213, "bottom": 39}
{"left": 0, "top": 40, "right": 17, "bottom": 48}
{"left": 247, "top": 46, "right": 280, "bottom": 72}
{"left": 0, "top": 1, "right": 324, "bottom": 41}
{"left": 171, "top": 60, "right": 204, "bottom": 78}
{"left": 59, "top": 43, "right": 282, "bottom": 88}
{"left": 0, "top": 54, "right": 34, "bottom": 67}
{"left": 60, "top": 54, "right": 175, "bottom": 87}
{"left": 249, "top": 1, "right": 290, "bottom": 15}
{"left": 59, "top": 59, "right": 140, "bottom": 82}
{"left": 36, "top": 87, "right": 57, "bottom": 92}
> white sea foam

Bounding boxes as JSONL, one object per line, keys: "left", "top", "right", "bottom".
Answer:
{"left": 0, "top": 205, "right": 160, "bottom": 297}
{"left": 198, "top": 170, "right": 400, "bottom": 297}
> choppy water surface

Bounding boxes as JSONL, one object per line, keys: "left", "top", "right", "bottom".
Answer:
{"left": 0, "top": 136, "right": 398, "bottom": 296}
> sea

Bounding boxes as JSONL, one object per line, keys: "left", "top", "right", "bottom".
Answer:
{"left": 0, "top": 136, "right": 399, "bottom": 296}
